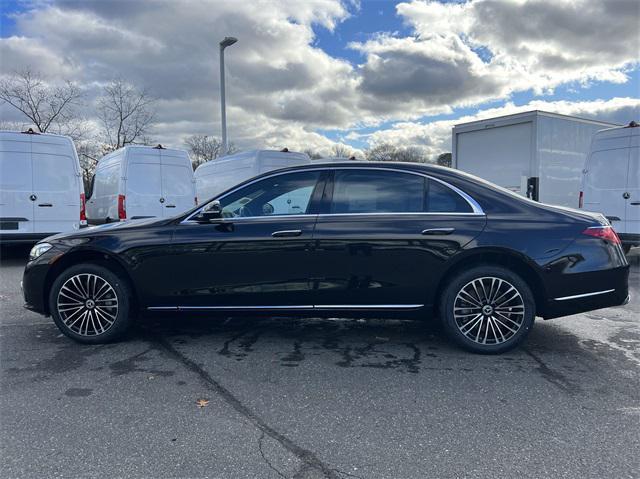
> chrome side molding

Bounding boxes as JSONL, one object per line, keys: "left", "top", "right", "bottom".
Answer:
{"left": 147, "top": 304, "right": 424, "bottom": 312}
{"left": 553, "top": 289, "right": 615, "bottom": 301}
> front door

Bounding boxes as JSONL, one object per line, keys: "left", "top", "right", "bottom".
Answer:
{"left": 161, "top": 170, "right": 325, "bottom": 309}
{"left": 310, "top": 168, "right": 486, "bottom": 310}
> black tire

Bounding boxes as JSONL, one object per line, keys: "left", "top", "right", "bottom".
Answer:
{"left": 439, "top": 266, "right": 535, "bottom": 354}
{"left": 49, "top": 263, "right": 132, "bottom": 344}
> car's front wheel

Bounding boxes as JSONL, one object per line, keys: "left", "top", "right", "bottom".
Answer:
{"left": 49, "top": 263, "right": 131, "bottom": 343}
{"left": 439, "top": 266, "right": 535, "bottom": 354}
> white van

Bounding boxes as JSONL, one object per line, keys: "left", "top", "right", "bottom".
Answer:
{"left": 580, "top": 121, "right": 639, "bottom": 252}
{"left": 0, "top": 130, "right": 85, "bottom": 244}
{"left": 194, "top": 149, "right": 310, "bottom": 202}
{"left": 86, "top": 145, "right": 196, "bottom": 224}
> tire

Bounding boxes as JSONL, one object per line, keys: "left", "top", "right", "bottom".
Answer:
{"left": 439, "top": 266, "right": 535, "bottom": 354}
{"left": 49, "top": 263, "right": 132, "bottom": 344}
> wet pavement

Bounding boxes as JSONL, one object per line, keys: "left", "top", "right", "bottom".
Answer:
{"left": 1, "top": 246, "right": 639, "bottom": 478}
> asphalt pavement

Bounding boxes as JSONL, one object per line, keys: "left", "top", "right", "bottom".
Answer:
{"left": 1, "top": 246, "right": 639, "bottom": 479}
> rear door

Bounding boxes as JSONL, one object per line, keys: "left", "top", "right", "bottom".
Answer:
{"left": 160, "top": 151, "right": 195, "bottom": 217}
{"left": 310, "top": 168, "right": 486, "bottom": 309}
{"left": 125, "top": 150, "right": 164, "bottom": 220}
{"left": 583, "top": 142, "right": 631, "bottom": 233}
{"left": 626, "top": 142, "right": 639, "bottom": 236}
{"left": 0, "top": 134, "right": 34, "bottom": 234}
{"left": 31, "top": 135, "right": 80, "bottom": 234}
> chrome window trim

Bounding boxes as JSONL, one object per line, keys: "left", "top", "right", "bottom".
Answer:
{"left": 181, "top": 166, "right": 485, "bottom": 224}
{"left": 553, "top": 289, "right": 615, "bottom": 301}
{"left": 147, "top": 304, "right": 424, "bottom": 311}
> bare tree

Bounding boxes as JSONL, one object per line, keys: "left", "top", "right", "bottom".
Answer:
{"left": 365, "top": 143, "right": 398, "bottom": 162}
{"left": 185, "top": 135, "right": 223, "bottom": 169}
{"left": 331, "top": 144, "right": 353, "bottom": 158}
{"left": 365, "top": 143, "right": 426, "bottom": 163}
{"left": 436, "top": 152, "right": 452, "bottom": 167}
{"left": 303, "top": 148, "right": 323, "bottom": 160}
{"left": 97, "top": 78, "right": 156, "bottom": 149}
{"left": 0, "top": 69, "right": 83, "bottom": 133}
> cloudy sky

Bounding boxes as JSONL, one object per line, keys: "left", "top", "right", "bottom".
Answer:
{"left": 1, "top": 0, "right": 639, "bottom": 158}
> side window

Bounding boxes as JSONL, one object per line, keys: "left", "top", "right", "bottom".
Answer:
{"left": 330, "top": 170, "right": 425, "bottom": 214}
{"left": 426, "top": 180, "right": 473, "bottom": 213}
{"left": 219, "top": 171, "right": 321, "bottom": 218}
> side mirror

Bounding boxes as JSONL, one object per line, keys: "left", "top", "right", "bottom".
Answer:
{"left": 196, "top": 200, "right": 223, "bottom": 222}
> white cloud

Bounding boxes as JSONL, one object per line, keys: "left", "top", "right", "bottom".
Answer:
{"left": 0, "top": 0, "right": 638, "bottom": 154}
{"left": 367, "top": 97, "right": 640, "bottom": 159}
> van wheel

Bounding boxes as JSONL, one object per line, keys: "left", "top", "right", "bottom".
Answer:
{"left": 49, "top": 263, "right": 131, "bottom": 343}
{"left": 439, "top": 266, "right": 535, "bottom": 354}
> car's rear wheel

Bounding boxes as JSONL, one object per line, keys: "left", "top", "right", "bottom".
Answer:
{"left": 439, "top": 266, "right": 535, "bottom": 354}
{"left": 49, "top": 263, "right": 131, "bottom": 343}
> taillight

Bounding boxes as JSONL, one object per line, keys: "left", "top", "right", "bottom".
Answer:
{"left": 79, "top": 193, "right": 87, "bottom": 225}
{"left": 578, "top": 191, "right": 584, "bottom": 209}
{"left": 117, "top": 194, "right": 126, "bottom": 220}
{"left": 582, "top": 225, "right": 621, "bottom": 244}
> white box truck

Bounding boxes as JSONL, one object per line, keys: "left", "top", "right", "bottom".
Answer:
{"left": 86, "top": 145, "right": 196, "bottom": 224}
{"left": 452, "top": 111, "right": 617, "bottom": 207}
{"left": 195, "top": 149, "right": 310, "bottom": 202}
{"left": 0, "top": 129, "right": 86, "bottom": 244}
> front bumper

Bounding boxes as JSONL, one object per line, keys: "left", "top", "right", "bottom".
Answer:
{"left": 22, "top": 248, "right": 62, "bottom": 316}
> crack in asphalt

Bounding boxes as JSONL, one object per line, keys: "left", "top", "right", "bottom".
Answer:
{"left": 153, "top": 333, "right": 340, "bottom": 479}
{"left": 258, "top": 431, "right": 288, "bottom": 479}
{"left": 523, "top": 347, "right": 580, "bottom": 395}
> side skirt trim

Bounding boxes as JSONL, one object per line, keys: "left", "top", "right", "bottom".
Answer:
{"left": 147, "top": 304, "right": 424, "bottom": 312}
{"left": 553, "top": 289, "right": 615, "bottom": 301}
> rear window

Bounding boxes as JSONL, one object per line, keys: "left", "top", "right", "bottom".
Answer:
{"left": 162, "top": 165, "right": 193, "bottom": 196}
{"left": 0, "top": 152, "right": 31, "bottom": 190}
{"left": 127, "top": 163, "right": 161, "bottom": 195}
{"left": 330, "top": 170, "right": 425, "bottom": 214}
{"left": 427, "top": 180, "right": 473, "bottom": 213}
{"left": 587, "top": 149, "right": 628, "bottom": 189}
{"left": 32, "top": 154, "right": 76, "bottom": 192}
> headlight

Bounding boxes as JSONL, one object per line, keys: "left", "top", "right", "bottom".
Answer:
{"left": 29, "top": 242, "right": 53, "bottom": 261}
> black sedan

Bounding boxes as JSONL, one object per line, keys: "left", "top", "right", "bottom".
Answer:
{"left": 22, "top": 163, "right": 630, "bottom": 353}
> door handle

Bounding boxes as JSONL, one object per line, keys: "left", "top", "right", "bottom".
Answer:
{"left": 421, "top": 228, "right": 455, "bottom": 235}
{"left": 37, "top": 203, "right": 53, "bottom": 207}
{"left": 165, "top": 204, "right": 176, "bottom": 208}
{"left": 630, "top": 202, "right": 640, "bottom": 206}
{"left": 272, "top": 229, "right": 302, "bottom": 238}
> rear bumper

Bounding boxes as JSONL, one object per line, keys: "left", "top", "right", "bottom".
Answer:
{"left": 542, "top": 265, "right": 630, "bottom": 319}
{"left": 619, "top": 233, "right": 640, "bottom": 247}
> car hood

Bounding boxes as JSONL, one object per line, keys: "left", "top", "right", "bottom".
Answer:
{"left": 43, "top": 217, "right": 171, "bottom": 242}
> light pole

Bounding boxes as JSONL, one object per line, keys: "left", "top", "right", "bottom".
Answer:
{"left": 219, "top": 36, "right": 237, "bottom": 155}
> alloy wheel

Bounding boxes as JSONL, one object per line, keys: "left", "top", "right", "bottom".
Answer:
{"left": 56, "top": 273, "right": 119, "bottom": 336}
{"left": 453, "top": 276, "right": 525, "bottom": 345}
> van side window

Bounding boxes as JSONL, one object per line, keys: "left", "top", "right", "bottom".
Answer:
{"left": 86, "top": 175, "right": 96, "bottom": 200}
{"left": 587, "top": 149, "right": 628, "bottom": 189}
{"left": 330, "top": 170, "right": 425, "bottom": 214}
{"left": 426, "top": 180, "right": 473, "bottom": 213}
